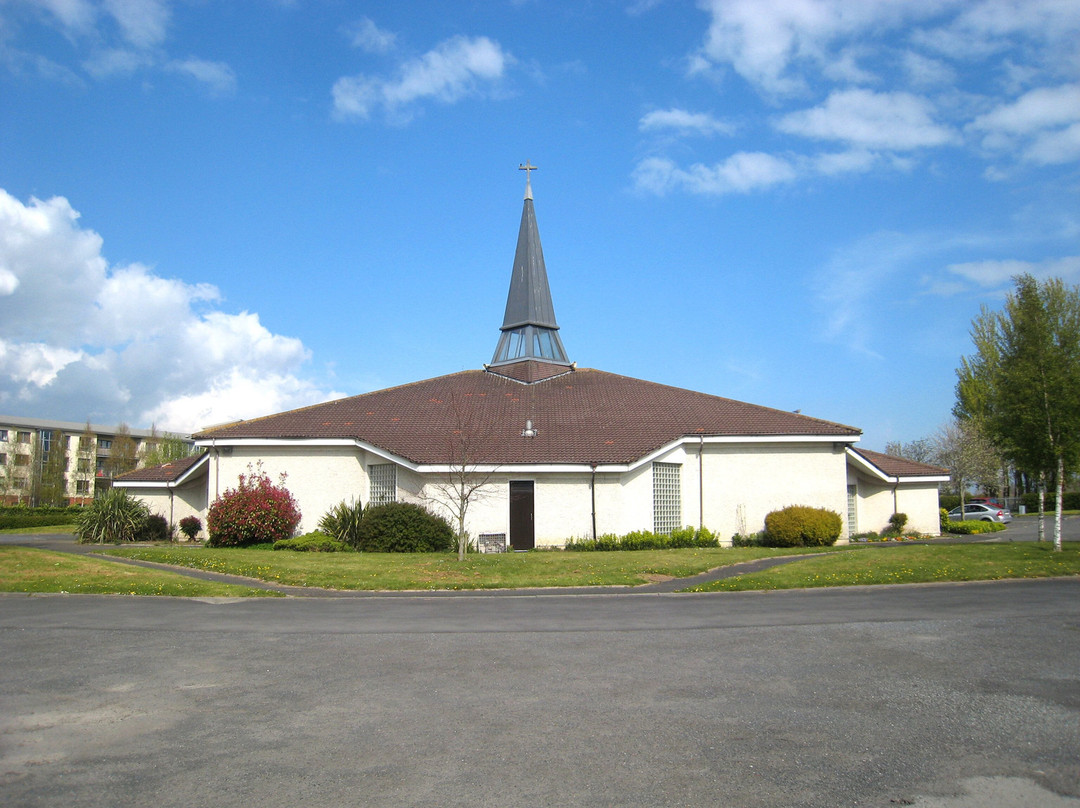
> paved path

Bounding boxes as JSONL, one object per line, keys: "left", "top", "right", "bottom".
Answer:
{"left": 2, "top": 579, "right": 1078, "bottom": 808}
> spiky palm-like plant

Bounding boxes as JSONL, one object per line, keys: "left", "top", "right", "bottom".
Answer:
{"left": 317, "top": 499, "right": 364, "bottom": 549}
{"left": 76, "top": 488, "right": 150, "bottom": 544}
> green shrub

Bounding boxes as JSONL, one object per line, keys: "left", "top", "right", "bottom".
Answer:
{"left": 207, "top": 466, "right": 301, "bottom": 547}
{"left": 731, "top": 532, "right": 765, "bottom": 547}
{"left": 273, "top": 532, "right": 351, "bottom": 552}
{"left": 945, "top": 519, "right": 1006, "bottom": 535}
{"left": 763, "top": 505, "right": 842, "bottom": 547}
{"left": 1019, "top": 491, "right": 1080, "bottom": 512}
{"left": 354, "top": 502, "right": 454, "bottom": 552}
{"left": 75, "top": 489, "right": 150, "bottom": 544}
{"left": 887, "top": 512, "right": 908, "bottom": 535}
{"left": 179, "top": 515, "right": 202, "bottom": 541}
{"left": 136, "top": 513, "right": 173, "bottom": 542}
{"left": 318, "top": 499, "right": 364, "bottom": 548}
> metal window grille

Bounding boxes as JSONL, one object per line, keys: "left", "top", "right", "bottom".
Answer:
{"left": 652, "top": 462, "right": 682, "bottom": 535}
{"left": 369, "top": 463, "right": 397, "bottom": 505}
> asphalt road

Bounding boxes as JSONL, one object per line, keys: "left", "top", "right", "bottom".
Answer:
{"left": 2, "top": 578, "right": 1078, "bottom": 808}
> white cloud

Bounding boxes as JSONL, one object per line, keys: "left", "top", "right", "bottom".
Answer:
{"left": 694, "top": 0, "right": 932, "bottom": 96}
{"left": 946, "top": 255, "right": 1080, "bottom": 287}
{"left": 0, "top": 188, "right": 335, "bottom": 432}
{"left": 776, "top": 89, "right": 958, "bottom": 151}
{"left": 333, "top": 35, "right": 511, "bottom": 121}
{"left": 83, "top": 47, "right": 153, "bottom": 77}
{"left": 167, "top": 57, "right": 237, "bottom": 94}
{"left": 639, "top": 108, "right": 735, "bottom": 136}
{"left": 970, "top": 84, "right": 1080, "bottom": 165}
{"left": 633, "top": 153, "right": 797, "bottom": 195}
{"left": 348, "top": 17, "right": 397, "bottom": 54}
{"left": 103, "top": 0, "right": 169, "bottom": 48}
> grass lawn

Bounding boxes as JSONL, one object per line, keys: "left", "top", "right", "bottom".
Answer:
{"left": 4, "top": 541, "right": 1078, "bottom": 596}
{"left": 685, "top": 542, "right": 1080, "bottom": 592}
{"left": 0, "top": 546, "right": 281, "bottom": 597}
{"left": 97, "top": 544, "right": 846, "bottom": 590}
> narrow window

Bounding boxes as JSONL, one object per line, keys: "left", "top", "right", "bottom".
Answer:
{"left": 846, "top": 484, "right": 858, "bottom": 536}
{"left": 369, "top": 463, "right": 397, "bottom": 505}
{"left": 652, "top": 462, "right": 682, "bottom": 535}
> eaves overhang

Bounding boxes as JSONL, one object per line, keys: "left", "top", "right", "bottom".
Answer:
{"left": 846, "top": 447, "right": 950, "bottom": 484}
{"left": 113, "top": 452, "right": 210, "bottom": 490}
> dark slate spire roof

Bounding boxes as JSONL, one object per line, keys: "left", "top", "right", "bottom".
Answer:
{"left": 489, "top": 164, "right": 571, "bottom": 381}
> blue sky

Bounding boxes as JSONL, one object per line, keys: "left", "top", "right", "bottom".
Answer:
{"left": 1, "top": 0, "right": 1078, "bottom": 451}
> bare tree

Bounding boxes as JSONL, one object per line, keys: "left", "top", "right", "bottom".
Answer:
{"left": 885, "top": 437, "right": 936, "bottom": 464}
{"left": 934, "top": 418, "right": 1000, "bottom": 513}
{"left": 422, "top": 394, "right": 502, "bottom": 561}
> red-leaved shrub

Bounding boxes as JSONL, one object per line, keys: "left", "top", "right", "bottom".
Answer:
{"left": 207, "top": 465, "right": 301, "bottom": 547}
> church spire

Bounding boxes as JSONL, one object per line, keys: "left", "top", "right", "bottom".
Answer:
{"left": 489, "top": 164, "right": 572, "bottom": 378}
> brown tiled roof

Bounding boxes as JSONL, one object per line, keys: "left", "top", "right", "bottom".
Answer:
{"left": 487, "top": 359, "right": 573, "bottom": 384}
{"left": 852, "top": 447, "right": 949, "bottom": 478}
{"left": 115, "top": 452, "right": 207, "bottom": 483}
{"left": 195, "top": 368, "right": 861, "bottom": 466}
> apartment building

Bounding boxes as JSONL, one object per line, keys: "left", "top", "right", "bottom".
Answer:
{"left": 0, "top": 415, "right": 192, "bottom": 505}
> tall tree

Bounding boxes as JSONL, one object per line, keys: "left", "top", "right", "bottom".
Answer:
{"left": 955, "top": 274, "right": 1080, "bottom": 550}
{"left": 104, "top": 424, "right": 138, "bottom": 479}
{"left": 36, "top": 431, "right": 69, "bottom": 506}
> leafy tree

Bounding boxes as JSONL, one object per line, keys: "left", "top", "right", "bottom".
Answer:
{"left": 207, "top": 464, "right": 301, "bottom": 547}
{"left": 955, "top": 274, "right": 1080, "bottom": 549}
{"left": 141, "top": 428, "right": 195, "bottom": 468}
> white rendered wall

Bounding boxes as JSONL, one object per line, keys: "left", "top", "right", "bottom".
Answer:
{"left": 695, "top": 443, "right": 850, "bottom": 541}
{"left": 207, "top": 445, "right": 366, "bottom": 535}
{"left": 134, "top": 479, "right": 208, "bottom": 539}
{"left": 850, "top": 473, "right": 942, "bottom": 536}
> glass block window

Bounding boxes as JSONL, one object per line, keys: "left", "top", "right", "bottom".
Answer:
{"left": 369, "top": 463, "right": 397, "bottom": 505}
{"left": 652, "top": 462, "right": 682, "bottom": 535}
{"left": 846, "top": 485, "right": 858, "bottom": 536}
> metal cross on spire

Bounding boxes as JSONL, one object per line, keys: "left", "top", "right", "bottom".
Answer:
{"left": 519, "top": 161, "right": 537, "bottom": 200}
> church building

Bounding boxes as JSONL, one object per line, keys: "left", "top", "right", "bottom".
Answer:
{"left": 117, "top": 168, "right": 948, "bottom": 546}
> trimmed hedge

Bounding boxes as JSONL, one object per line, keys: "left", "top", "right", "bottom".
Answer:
{"left": 354, "top": 502, "right": 454, "bottom": 553}
{"left": 763, "top": 505, "right": 842, "bottom": 547}
{"left": 274, "top": 532, "right": 352, "bottom": 552}
{"left": 565, "top": 526, "right": 719, "bottom": 552}
{"left": 1019, "top": 491, "right": 1080, "bottom": 512}
{"left": 0, "top": 506, "right": 84, "bottom": 531}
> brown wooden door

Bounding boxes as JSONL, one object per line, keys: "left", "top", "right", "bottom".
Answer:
{"left": 509, "top": 481, "right": 534, "bottom": 550}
